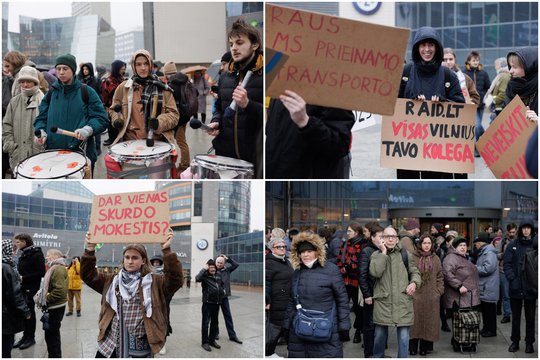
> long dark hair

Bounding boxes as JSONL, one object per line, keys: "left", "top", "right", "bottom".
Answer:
{"left": 68, "top": 256, "right": 80, "bottom": 270}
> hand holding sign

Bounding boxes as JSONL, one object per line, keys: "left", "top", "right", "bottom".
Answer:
{"left": 162, "top": 228, "right": 173, "bottom": 250}
{"left": 279, "top": 90, "right": 309, "bottom": 128}
{"left": 85, "top": 232, "right": 96, "bottom": 251}
{"left": 526, "top": 107, "right": 538, "bottom": 123}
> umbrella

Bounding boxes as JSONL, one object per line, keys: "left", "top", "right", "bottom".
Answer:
{"left": 206, "top": 59, "right": 221, "bottom": 84}
{"left": 180, "top": 65, "right": 208, "bottom": 75}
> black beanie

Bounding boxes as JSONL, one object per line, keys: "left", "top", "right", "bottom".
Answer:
{"left": 452, "top": 237, "right": 468, "bottom": 248}
{"left": 473, "top": 232, "right": 490, "bottom": 244}
{"left": 297, "top": 241, "right": 317, "bottom": 254}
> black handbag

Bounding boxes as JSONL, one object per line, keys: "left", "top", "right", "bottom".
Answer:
{"left": 40, "top": 308, "right": 50, "bottom": 331}
{"left": 292, "top": 276, "right": 335, "bottom": 342}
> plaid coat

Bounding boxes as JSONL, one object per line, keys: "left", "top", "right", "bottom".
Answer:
{"left": 337, "top": 236, "right": 365, "bottom": 287}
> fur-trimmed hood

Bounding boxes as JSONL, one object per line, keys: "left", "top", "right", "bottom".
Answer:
{"left": 289, "top": 232, "right": 326, "bottom": 270}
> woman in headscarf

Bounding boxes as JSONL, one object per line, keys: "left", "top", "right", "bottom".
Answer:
{"left": 409, "top": 233, "right": 444, "bottom": 355}
{"left": 81, "top": 228, "right": 183, "bottom": 357}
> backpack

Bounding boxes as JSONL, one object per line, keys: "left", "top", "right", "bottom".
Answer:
{"left": 168, "top": 73, "right": 199, "bottom": 125}
{"left": 522, "top": 244, "right": 538, "bottom": 296}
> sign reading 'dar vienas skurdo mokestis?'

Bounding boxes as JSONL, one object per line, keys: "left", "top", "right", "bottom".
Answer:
{"left": 476, "top": 95, "right": 537, "bottom": 179}
{"left": 265, "top": 4, "right": 410, "bottom": 115}
{"left": 381, "top": 99, "right": 477, "bottom": 173}
{"left": 89, "top": 190, "right": 170, "bottom": 244}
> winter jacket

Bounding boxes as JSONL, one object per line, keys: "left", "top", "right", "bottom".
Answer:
{"left": 265, "top": 253, "right": 293, "bottom": 326}
{"left": 410, "top": 250, "right": 444, "bottom": 342}
{"left": 2, "top": 262, "right": 31, "bottom": 335}
{"left": 2, "top": 74, "right": 14, "bottom": 116}
{"left": 211, "top": 53, "right": 263, "bottom": 177}
{"left": 286, "top": 234, "right": 351, "bottom": 358}
{"left": 491, "top": 71, "right": 511, "bottom": 110}
{"left": 218, "top": 257, "right": 239, "bottom": 297}
{"left": 34, "top": 78, "right": 108, "bottom": 163}
{"left": 359, "top": 240, "right": 378, "bottom": 299}
{"left": 326, "top": 233, "right": 343, "bottom": 265}
{"left": 463, "top": 63, "right": 491, "bottom": 107}
{"left": 337, "top": 236, "right": 365, "bottom": 287}
{"left": 78, "top": 63, "right": 101, "bottom": 97}
{"left": 46, "top": 265, "right": 68, "bottom": 308}
{"left": 503, "top": 218, "right": 537, "bottom": 299}
{"left": 2, "top": 90, "right": 45, "bottom": 170}
{"left": 370, "top": 243, "right": 421, "bottom": 326}
{"left": 81, "top": 247, "right": 183, "bottom": 354}
{"left": 398, "top": 230, "right": 417, "bottom": 254}
{"left": 17, "top": 245, "right": 46, "bottom": 295}
{"left": 476, "top": 243, "right": 500, "bottom": 302}
{"left": 494, "top": 236, "right": 513, "bottom": 272}
{"left": 193, "top": 75, "right": 209, "bottom": 112}
{"left": 504, "top": 47, "right": 538, "bottom": 113}
{"left": 442, "top": 247, "right": 480, "bottom": 309}
{"left": 266, "top": 99, "right": 354, "bottom": 179}
{"left": 101, "top": 60, "right": 126, "bottom": 109}
{"left": 67, "top": 262, "right": 82, "bottom": 291}
{"left": 195, "top": 269, "right": 225, "bottom": 304}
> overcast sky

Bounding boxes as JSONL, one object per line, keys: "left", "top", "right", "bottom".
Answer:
{"left": 2, "top": 180, "right": 266, "bottom": 231}
{"left": 7, "top": 1, "right": 143, "bottom": 33}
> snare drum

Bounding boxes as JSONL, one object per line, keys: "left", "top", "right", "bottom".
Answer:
{"left": 192, "top": 154, "right": 254, "bottom": 179}
{"left": 108, "top": 140, "right": 174, "bottom": 179}
{"left": 15, "top": 150, "right": 90, "bottom": 179}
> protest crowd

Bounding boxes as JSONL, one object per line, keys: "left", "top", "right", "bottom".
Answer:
{"left": 2, "top": 18, "right": 263, "bottom": 180}
{"left": 265, "top": 219, "right": 538, "bottom": 358}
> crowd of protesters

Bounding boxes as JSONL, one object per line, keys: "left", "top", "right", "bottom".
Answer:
{"left": 265, "top": 218, "right": 537, "bottom": 358}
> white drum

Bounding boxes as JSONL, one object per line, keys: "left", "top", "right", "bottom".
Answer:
{"left": 15, "top": 150, "right": 89, "bottom": 179}
{"left": 192, "top": 154, "right": 254, "bottom": 179}
{"left": 108, "top": 140, "right": 174, "bottom": 179}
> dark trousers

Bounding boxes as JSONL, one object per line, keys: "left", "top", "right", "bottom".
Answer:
{"left": 219, "top": 297, "right": 237, "bottom": 339}
{"left": 410, "top": 338, "right": 433, "bottom": 352}
{"left": 2, "top": 334, "right": 15, "bottom": 358}
{"left": 480, "top": 301, "right": 497, "bottom": 333}
{"left": 22, "top": 289, "right": 37, "bottom": 341}
{"left": 510, "top": 298, "right": 536, "bottom": 344}
{"left": 265, "top": 318, "right": 283, "bottom": 356}
{"left": 96, "top": 349, "right": 117, "bottom": 358}
{"left": 345, "top": 284, "right": 362, "bottom": 330}
{"left": 202, "top": 303, "right": 220, "bottom": 344}
{"left": 44, "top": 306, "right": 65, "bottom": 358}
{"left": 362, "top": 302, "right": 375, "bottom": 357}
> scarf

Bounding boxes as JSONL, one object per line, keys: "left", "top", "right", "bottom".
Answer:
{"left": 2, "top": 239, "right": 15, "bottom": 268}
{"left": 505, "top": 73, "right": 538, "bottom": 108}
{"left": 417, "top": 250, "right": 433, "bottom": 286}
{"left": 21, "top": 85, "right": 39, "bottom": 98}
{"left": 303, "top": 259, "right": 317, "bottom": 268}
{"left": 36, "top": 257, "right": 66, "bottom": 308}
{"left": 106, "top": 268, "right": 153, "bottom": 318}
{"left": 132, "top": 74, "right": 163, "bottom": 123}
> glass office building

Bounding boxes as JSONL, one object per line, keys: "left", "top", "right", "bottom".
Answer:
{"left": 266, "top": 181, "right": 538, "bottom": 242}
{"left": 396, "top": 2, "right": 538, "bottom": 78}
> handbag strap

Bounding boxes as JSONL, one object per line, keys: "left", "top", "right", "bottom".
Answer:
{"left": 293, "top": 272, "right": 337, "bottom": 314}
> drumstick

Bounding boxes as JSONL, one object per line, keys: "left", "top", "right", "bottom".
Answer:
{"left": 51, "top": 126, "right": 79, "bottom": 139}
{"left": 147, "top": 94, "right": 159, "bottom": 147}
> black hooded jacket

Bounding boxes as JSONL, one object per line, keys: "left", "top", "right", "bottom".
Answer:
{"left": 399, "top": 27, "right": 464, "bottom": 103}
{"left": 505, "top": 46, "right": 538, "bottom": 113}
{"left": 17, "top": 245, "right": 46, "bottom": 294}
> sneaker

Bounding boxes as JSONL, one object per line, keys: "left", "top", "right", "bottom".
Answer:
{"left": 202, "top": 343, "right": 212, "bottom": 352}
{"left": 159, "top": 346, "right": 167, "bottom": 355}
{"left": 19, "top": 339, "right": 36, "bottom": 350}
{"left": 66, "top": 312, "right": 73, "bottom": 316}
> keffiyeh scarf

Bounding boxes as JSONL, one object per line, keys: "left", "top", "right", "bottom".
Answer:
{"left": 106, "top": 268, "right": 153, "bottom": 318}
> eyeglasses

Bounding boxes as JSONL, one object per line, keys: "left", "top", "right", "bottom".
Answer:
{"left": 381, "top": 235, "right": 397, "bottom": 240}
{"left": 273, "top": 245, "right": 287, "bottom": 249}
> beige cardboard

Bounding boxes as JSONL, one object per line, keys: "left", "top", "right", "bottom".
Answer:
{"left": 266, "top": 4, "right": 409, "bottom": 115}
{"left": 89, "top": 190, "right": 170, "bottom": 243}
{"left": 476, "top": 95, "right": 536, "bottom": 179}
{"left": 381, "top": 99, "right": 476, "bottom": 173}
{"left": 266, "top": 48, "right": 290, "bottom": 88}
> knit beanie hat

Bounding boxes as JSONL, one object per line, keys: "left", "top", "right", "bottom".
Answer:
{"left": 17, "top": 66, "right": 39, "bottom": 85}
{"left": 221, "top": 51, "right": 232, "bottom": 63}
{"left": 432, "top": 223, "right": 444, "bottom": 234}
{"left": 163, "top": 61, "right": 177, "bottom": 76}
{"left": 473, "top": 232, "right": 490, "bottom": 244}
{"left": 405, "top": 219, "right": 420, "bottom": 231}
{"left": 297, "top": 241, "right": 317, "bottom": 254}
{"left": 55, "top": 53, "right": 77, "bottom": 74}
{"left": 452, "top": 237, "right": 468, "bottom": 248}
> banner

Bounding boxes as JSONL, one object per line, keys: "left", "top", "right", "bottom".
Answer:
{"left": 266, "top": 4, "right": 409, "bottom": 115}
{"left": 381, "top": 99, "right": 477, "bottom": 173}
{"left": 476, "top": 96, "right": 536, "bottom": 178}
{"left": 89, "top": 190, "right": 170, "bottom": 243}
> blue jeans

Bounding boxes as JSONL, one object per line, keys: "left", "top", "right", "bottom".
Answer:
{"left": 373, "top": 325, "right": 409, "bottom": 358}
{"left": 475, "top": 107, "right": 485, "bottom": 141}
{"left": 500, "top": 272, "right": 512, "bottom": 317}
{"left": 219, "top": 297, "right": 237, "bottom": 339}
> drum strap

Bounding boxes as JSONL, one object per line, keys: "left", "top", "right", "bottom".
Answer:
{"left": 106, "top": 161, "right": 173, "bottom": 179}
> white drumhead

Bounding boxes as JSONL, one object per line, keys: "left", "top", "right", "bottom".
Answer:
{"left": 16, "top": 150, "right": 87, "bottom": 179}
{"left": 110, "top": 140, "right": 173, "bottom": 158}
{"left": 194, "top": 155, "right": 253, "bottom": 169}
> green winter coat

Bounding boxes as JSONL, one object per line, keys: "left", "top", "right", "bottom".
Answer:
{"left": 46, "top": 265, "right": 68, "bottom": 308}
{"left": 370, "top": 243, "right": 421, "bottom": 326}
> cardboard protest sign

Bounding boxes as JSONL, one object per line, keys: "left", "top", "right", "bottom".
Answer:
{"left": 89, "top": 190, "right": 170, "bottom": 243}
{"left": 381, "top": 99, "right": 476, "bottom": 173}
{"left": 266, "top": 48, "right": 290, "bottom": 88}
{"left": 266, "top": 4, "right": 410, "bottom": 114}
{"left": 476, "top": 95, "right": 536, "bottom": 179}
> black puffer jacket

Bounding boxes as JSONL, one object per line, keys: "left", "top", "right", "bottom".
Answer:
{"left": 266, "top": 100, "right": 354, "bottom": 179}
{"left": 195, "top": 269, "right": 225, "bottom": 304}
{"left": 3, "top": 262, "right": 31, "bottom": 334}
{"left": 265, "top": 253, "right": 293, "bottom": 326}
{"left": 359, "top": 240, "right": 378, "bottom": 299}
{"left": 17, "top": 245, "right": 46, "bottom": 295}
{"left": 503, "top": 218, "right": 537, "bottom": 300}
{"left": 211, "top": 53, "right": 263, "bottom": 177}
{"left": 286, "top": 234, "right": 351, "bottom": 358}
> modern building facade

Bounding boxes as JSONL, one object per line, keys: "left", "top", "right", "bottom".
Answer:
{"left": 115, "top": 29, "right": 144, "bottom": 67}
{"left": 72, "top": 2, "right": 111, "bottom": 25}
{"left": 266, "top": 181, "right": 538, "bottom": 243}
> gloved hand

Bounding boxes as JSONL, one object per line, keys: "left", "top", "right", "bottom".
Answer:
{"left": 339, "top": 330, "right": 350, "bottom": 342}
{"left": 34, "top": 129, "right": 47, "bottom": 145}
{"left": 113, "top": 118, "right": 124, "bottom": 129}
{"left": 74, "top": 126, "right": 93, "bottom": 141}
{"left": 148, "top": 117, "right": 159, "bottom": 131}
